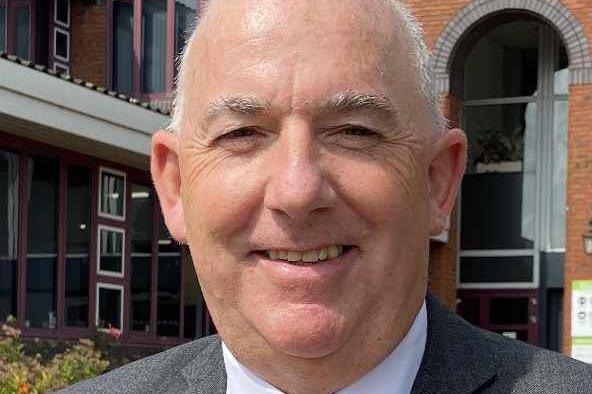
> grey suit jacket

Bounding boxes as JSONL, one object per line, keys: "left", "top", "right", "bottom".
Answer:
{"left": 59, "top": 294, "right": 592, "bottom": 393}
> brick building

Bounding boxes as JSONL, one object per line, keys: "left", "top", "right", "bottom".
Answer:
{"left": 1, "top": 0, "right": 591, "bottom": 359}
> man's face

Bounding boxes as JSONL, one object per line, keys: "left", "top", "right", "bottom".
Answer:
{"left": 177, "top": 0, "right": 435, "bottom": 358}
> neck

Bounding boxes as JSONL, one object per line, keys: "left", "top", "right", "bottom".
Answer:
{"left": 221, "top": 300, "right": 424, "bottom": 394}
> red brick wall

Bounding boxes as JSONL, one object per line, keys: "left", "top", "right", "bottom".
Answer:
{"left": 562, "top": 85, "right": 592, "bottom": 354}
{"left": 70, "top": 1, "right": 107, "bottom": 86}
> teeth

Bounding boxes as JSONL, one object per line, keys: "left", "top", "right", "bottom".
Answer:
{"left": 264, "top": 245, "right": 346, "bottom": 263}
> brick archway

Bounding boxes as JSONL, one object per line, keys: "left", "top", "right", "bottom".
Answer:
{"left": 431, "top": 0, "right": 592, "bottom": 93}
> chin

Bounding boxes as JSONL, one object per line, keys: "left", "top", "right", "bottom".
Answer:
{"left": 252, "top": 304, "right": 352, "bottom": 359}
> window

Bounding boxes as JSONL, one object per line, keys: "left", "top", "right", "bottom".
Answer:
{"left": 98, "top": 226, "right": 125, "bottom": 277}
{"left": 110, "top": 0, "right": 197, "bottom": 96}
{"left": 0, "top": 0, "right": 34, "bottom": 61}
{"left": 54, "top": 27, "right": 69, "bottom": 62}
{"left": 113, "top": 1, "right": 133, "bottom": 92}
{"left": 142, "top": 0, "right": 167, "bottom": 93}
{"left": 26, "top": 155, "right": 59, "bottom": 329}
{"left": 0, "top": 150, "right": 19, "bottom": 322}
{"left": 65, "top": 166, "right": 91, "bottom": 327}
{"left": 457, "top": 18, "right": 569, "bottom": 287}
{"left": 99, "top": 167, "right": 126, "bottom": 220}
{"left": 55, "top": 0, "right": 70, "bottom": 27}
{"left": 96, "top": 283, "right": 123, "bottom": 331}
{"left": 0, "top": 3, "right": 6, "bottom": 52}
{"left": 15, "top": 5, "right": 30, "bottom": 60}
{"left": 130, "top": 183, "right": 153, "bottom": 332}
{"left": 157, "top": 213, "right": 181, "bottom": 337}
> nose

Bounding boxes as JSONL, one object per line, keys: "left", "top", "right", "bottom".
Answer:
{"left": 263, "top": 119, "right": 336, "bottom": 222}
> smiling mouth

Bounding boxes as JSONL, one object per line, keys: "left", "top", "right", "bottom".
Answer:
{"left": 255, "top": 245, "right": 354, "bottom": 264}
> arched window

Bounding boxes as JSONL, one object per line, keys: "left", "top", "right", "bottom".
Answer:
{"left": 455, "top": 15, "right": 568, "bottom": 287}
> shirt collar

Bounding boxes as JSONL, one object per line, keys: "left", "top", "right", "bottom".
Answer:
{"left": 223, "top": 301, "right": 427, "bottom": 394}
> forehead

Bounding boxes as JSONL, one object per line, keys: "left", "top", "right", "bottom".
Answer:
{"left": 185, "top": 0, "right": 417, "bottom": 116}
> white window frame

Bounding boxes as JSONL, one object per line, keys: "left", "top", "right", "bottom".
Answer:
{"left": 457, "top": 24, "right": 567, "bottom": 289}
{"left": 97, "top": 224, "right": 125, "bottom": 278}
{"left": 53, "top": 27, "right": 70, "bottom": 62}
{"left": 54, "top": 0, "right": 70, "bottom": 28}
{"left": 53, "top": 61, "right": 69, "bottom": 75}
{"left": 96, "top": 282, "right": 124, "bottom": 331}
{"left": 98, "top": 166, "right": 127, "bottom": 221}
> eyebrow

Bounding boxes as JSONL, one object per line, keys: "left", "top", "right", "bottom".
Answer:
{"left": 323, "top": 91, "right": 395, "bottom": 114}
{"left": 202, "top": 91, "right": 397, "bottom": 125}
{"left": 205, "top": 96, "right": 271, "bottom": 122}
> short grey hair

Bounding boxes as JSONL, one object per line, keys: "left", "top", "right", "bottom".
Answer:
{"left": 167, "top": 0, "right": 445, "bottom": 134}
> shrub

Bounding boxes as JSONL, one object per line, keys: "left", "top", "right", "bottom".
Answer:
{"left": 0, "top": 317, "right": 109, "bottom": 393}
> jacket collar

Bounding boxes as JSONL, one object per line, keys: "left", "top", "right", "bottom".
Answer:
{"left": 179, "top": 293, "right": 497, "bottom": 394}
{"left": 411, "top": 293, "right": 497, "bottom": 394}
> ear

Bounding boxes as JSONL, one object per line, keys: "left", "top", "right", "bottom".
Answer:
{"left": 151, "top": 130, "right": 187, "bottom": 243}
{"left": 428, "top": 128, "right": 467, "bottom": 236}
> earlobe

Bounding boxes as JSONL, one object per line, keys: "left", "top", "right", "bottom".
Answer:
{"left": 428, "top": 128, "right": 467, "bottom": 236}
{"left": 151, "top": 130, "right": 187, "bottom": 243}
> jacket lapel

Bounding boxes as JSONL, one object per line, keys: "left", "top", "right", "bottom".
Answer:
{"left": 411, "top": 294, "right": 497, "bottom": 394}
{"left": 180, "top": 335, "right": 227, "bottom": 394}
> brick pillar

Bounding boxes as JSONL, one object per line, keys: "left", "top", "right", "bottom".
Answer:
{"left": 563, "top": 84, "right": 592, "bottom": 355}
{"left": 427, "top": 94, "right": 462, "bottom": 311}
{"left": 70, "top": 1, "right": 107, "bottom": 86}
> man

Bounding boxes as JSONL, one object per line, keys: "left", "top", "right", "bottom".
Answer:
{"left": 63, "top": 0, "right": 592, "bottom": 393}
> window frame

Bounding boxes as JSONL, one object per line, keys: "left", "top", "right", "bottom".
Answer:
{"left": 98, "top": 166, "right": 127, "bottom": 222}
{"left": 107, "top": 0, "right": 198, "bottom": 99}
{"left": 53, "top": 26, "right": 69, "bottom": 62}
{"left": 97, "top": 224, "right": 125, "bottom": 278}
{"left": 457, "top": 21, "right": 568, "bottom": 289}
{"left": 54, "top": 0, "right": 70, "bottom": 28}
{"left": 95, "top": 282, "right": 124, "bottom": 331}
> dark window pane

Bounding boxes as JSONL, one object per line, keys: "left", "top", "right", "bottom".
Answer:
{"left": 67, "top": 167, "right": 91, "bottom": 254}
{"left": 26, "top": 257, "right": 57, "bottom": 328}
{"left": 100, "top": 170, "right": 125, "bottom": 218}
{"left": 0, "top": 150, "right": 19, "bottom": 320}
{"left": 131, "top": 184, "right": 153, "bottom": 254}
{"left": 131, "top": 256, "right": 151, "bottom": 331}
{"left": 0, "top": 7, "right": 6, "bottom": 52}
{"left": 157, "top": 255, "right": 180, "bottom": 337}
{"left": 16, "top": 7, "right": 30, "bottom": 60}
{"left": 98, "top": 286, "right": 122, "bottom": 329}
{"left": 56, "top": 0, "right": 69, "bottom": 25}
{"left": 98, "top": 228, "right": 123, "bottom": 274}
{"left": 142, "top": 0, "right": 166, "bottom": 93}
{"left": 27, "top": 156, "right": 59, "bottom": 254}
{"left": 113, "top": 2, "right": 133, "bottom": 92}
{"left": 460, "top": 256, "right": 533, "bottom": 283}
{"left": 65, "top": 256, "right": 89, "bottom": 327}
{"left": 464, "top": 21, "right": 539, "bottom": 100}
{"left": 462, "top": 103, "right": 535, "bottom": 250}
{"left": 157, "top": 214, "right": 180, "bottom": 337}
{"left": 65, "top": 166, "right": 91, "bottom": 327}
{"left": 55, "top": 29, "right": 68, "bottom": 59}
{"left": 26, "top": 155, "right": 59, "bottom": 328}
{"left": 490, "top": 297, "right": 529, "bottom": 325}
{"left": 183, "top": 247, "right": 203, "bottom": 339}
{"left": 174, "top": 0, "right": 196, "bottom": 77}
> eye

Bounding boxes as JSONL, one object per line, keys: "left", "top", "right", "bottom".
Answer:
{"left": 341, "top": 125, "right": 380, "bottom": 137}
{"left": 218, "top": 127, "right": 261, "bottom": 140}
{"left": 324, "top": 125, "right": 382, "bottom": 150}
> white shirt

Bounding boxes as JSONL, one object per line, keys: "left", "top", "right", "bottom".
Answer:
{"left": 223, "top": 301, "right": 427, "bottom": 394}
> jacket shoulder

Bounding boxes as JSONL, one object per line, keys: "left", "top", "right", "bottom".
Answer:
{"left": 56, "top": 335, "right": 223, "bottom": 394}
{"left": 476, "top": 328, "right": 592, "bottom": 393}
